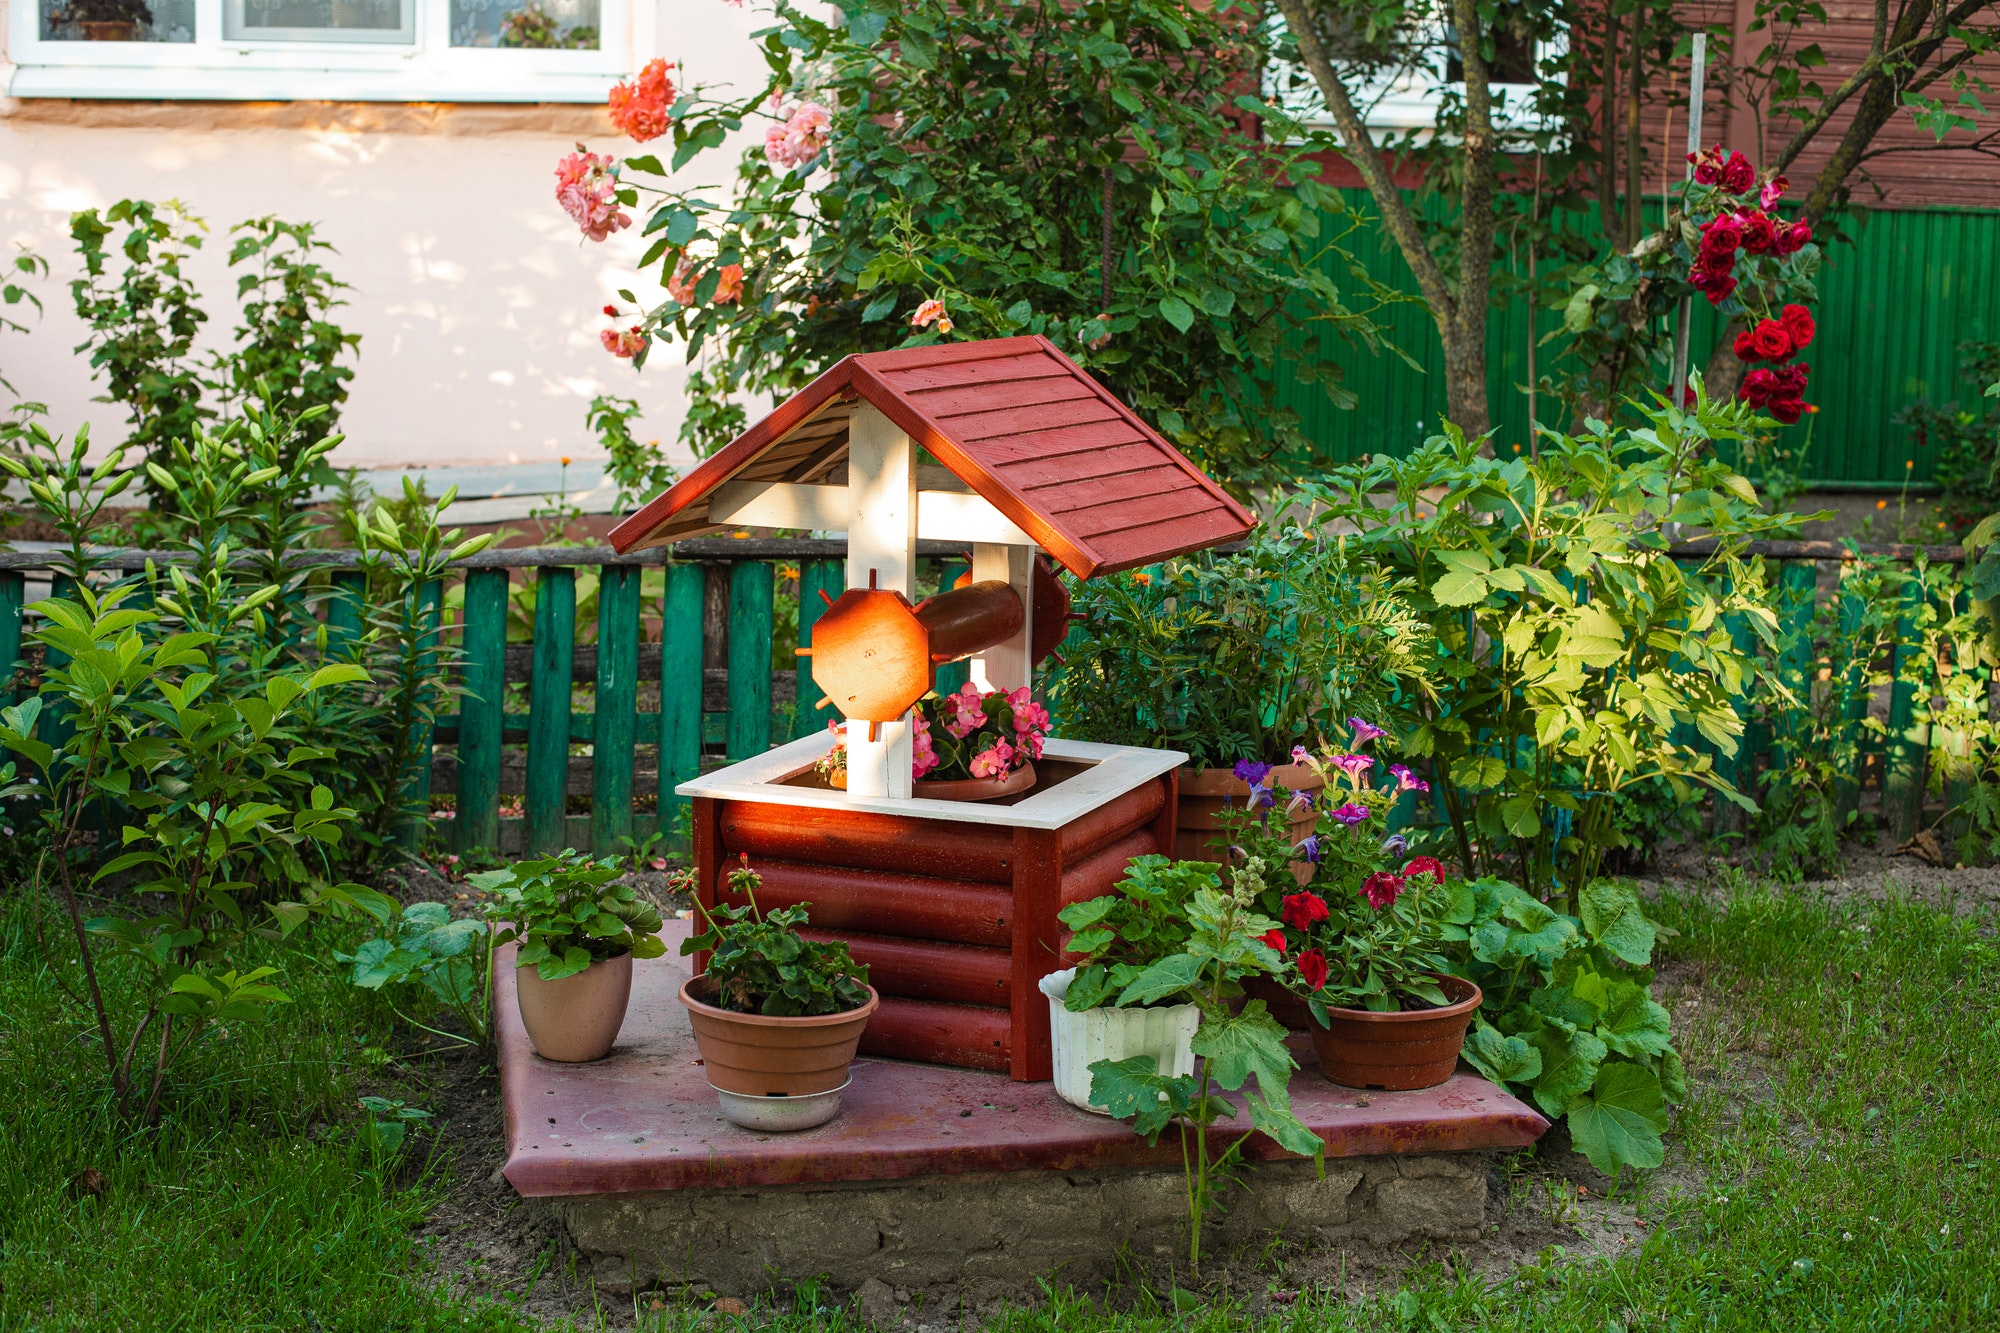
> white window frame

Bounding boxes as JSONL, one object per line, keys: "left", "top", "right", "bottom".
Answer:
{"left": 7, "top": 0, "right": 649, "bottom": 101}
{"left": 1264, "top": 17, "right": 1563, "bottom": 146}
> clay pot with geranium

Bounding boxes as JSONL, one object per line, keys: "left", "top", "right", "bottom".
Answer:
{"left": 1215, "top": 725, "right": 1480, "bottom": 1090}
{"left": 471, "top": 850, "right": 668, "bottom": 1064}
{"left": 679, "top": 856, "right": 878, "bottom": 1131}
{"left": 819, "top": 682, "right": 1051, "bottom": 801}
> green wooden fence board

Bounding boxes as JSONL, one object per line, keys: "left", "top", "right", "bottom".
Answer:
{"left": 933, "top": 560, "right": 972, "bottom": 698}
{"left": 397, "top": 579, "right": 442, "bottom": 854}
{"left": 592, "top": 564, "right": 641, "bottom": 856}
{"left": 659, "top": 563, "right": 705, "bottom": 848}
{"left": 0, "top": 571, "right": 22, "bottom": 704}
{"left": 326, "top": 570, "right": 367, "bottom": 656}
{"left": 455, "top": 568, "right": 508, "bottom": 854}
{"left": 527, "top": 567, "right": 576, "bottom": 855}
{"left": 727, "top": 561, "right": 774, "bottom": 762}
{"left": 794, "top": 559, "right": 842, "bottom": 740}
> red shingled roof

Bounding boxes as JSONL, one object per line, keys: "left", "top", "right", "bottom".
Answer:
{"left": 606, "top": 335, "right": 1254, "bottom": 579}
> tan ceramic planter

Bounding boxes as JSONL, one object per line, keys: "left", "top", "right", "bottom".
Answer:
{"left": 1176, "top": 763, "right": 1325, "bottom": 863}
{"left": 679, "top": 976, "right": 879, "bottom": 1097}
{"left": 514, "top": 952, "right": 633, "bottom": 1063}
{"left": 1308, "top": 973, "right": 1482, "bottom": 1091}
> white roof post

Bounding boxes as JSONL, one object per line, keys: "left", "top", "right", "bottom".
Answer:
{"left": 843, "top": 404, "right": 917, "bottom": 799}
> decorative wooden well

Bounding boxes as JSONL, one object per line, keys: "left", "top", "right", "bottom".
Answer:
{"left": 609, "top": 335, "right": 1254, "bottom": 1081}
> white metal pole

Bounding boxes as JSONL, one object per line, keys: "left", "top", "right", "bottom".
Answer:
{"left": 1671, "top": 32, "right": 1708, "bottom": 407}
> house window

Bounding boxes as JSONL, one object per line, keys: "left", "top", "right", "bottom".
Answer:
{"left": 10, "top": 0, "right": 635, "bottom": 100}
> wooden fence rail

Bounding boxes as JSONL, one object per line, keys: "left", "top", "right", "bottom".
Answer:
{"left": 0, "top": 537, "right": 1977, "bottom": 855}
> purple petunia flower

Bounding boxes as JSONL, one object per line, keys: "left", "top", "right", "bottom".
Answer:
{"left": 1234, "top": 759, "right": 1274, "bottom": 787}
{"left": 1247, "top": 781, "right": 1275, "bottom": 812}
{"left": 1291, "top": 745, "right": 1311, "bottom": 765}
{"left": 1297, "top": 833, "right": 1323, "bottom": 864}
{"left": 1388, "top": 763, "right": 1431, "bottom": 794}
{"left": 1330, "top": 753, "right": 1375, "bottom": 782}
{"left": 1348, "top": 718, "right": 1389, "bottom": 748}
{"left": 1379, "top": 832, "right": 1408, "bottom": 857}
{"left": 1330, "top": 802, "right": 1370, "bottom": 826}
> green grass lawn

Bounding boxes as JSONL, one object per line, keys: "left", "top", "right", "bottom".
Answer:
{"left": 3, "top": 881, "right": 1995, "bottom": 1331}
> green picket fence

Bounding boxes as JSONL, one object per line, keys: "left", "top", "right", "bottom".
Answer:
{"left": 0, "top": 535, "right": 1976, "bottom": 857}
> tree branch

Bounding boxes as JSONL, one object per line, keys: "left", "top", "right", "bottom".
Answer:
{"left": 1270, "top": 0, "right": 1456, "bottom": 321}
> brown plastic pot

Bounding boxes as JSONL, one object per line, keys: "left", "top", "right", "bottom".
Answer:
{"left": 679, "top": 975, "right": 880, "bottom": 1096}
{"left": 1176, "top": 763, "right": 1324, "bottom": 863}
{"left": 514, "top": 952, "right": 632, "bottom": 1063}
{"left": 1308, "top": 973, "right": 1482, "bottom": 1091}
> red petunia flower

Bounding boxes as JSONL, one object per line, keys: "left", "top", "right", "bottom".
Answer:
{"left": 1362, "top": 871, "right": 1406, "bottom": 910}
{"left": 1403, "top": 855, "right": 1446, "bottom": 885}
{"left": 1259, "top": 929, "right": 1288, "bottom": 956}
{"left": 1296, "top": 947, "right": 1329, "bottom": 992}
{"left": 1282, "top": 891, "right": 1330, "bottom": 932}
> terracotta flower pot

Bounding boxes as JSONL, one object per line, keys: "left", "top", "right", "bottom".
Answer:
{"left": 679, "top": 975, "right": 879, "bottom": 1098}
{"left": 831, "top": 760, "right": 1036, "bottom": 802}
{"left": 1308, "top": 973, "right": 1482, "bottom": 1091}
{"left": 514, "top": 952, "right": 632, "bottom": 1063}
{"left": 1176, "top": 763, "right": 1325, "bottom": 863}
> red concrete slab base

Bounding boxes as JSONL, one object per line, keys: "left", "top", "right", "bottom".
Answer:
{"left": 499, "top": 925, "right": 1548, "bottom": 1199}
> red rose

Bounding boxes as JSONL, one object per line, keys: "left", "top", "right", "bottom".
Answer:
{"left": 1733, "top": 329, "right": 1763, "bottom": 363}
{"left": 1751, "top": 319, "right": 1793, "bottom": 362}
{"left": 1688, "top": 147, "right": 1723, "bottom": 185}
{"left": 1720, "top": 150, "right": 1755, "bottom": 193}
{"left": 1690, "top": 264, "right": 1738, "bottom": 306}
{"left": 1741, "top": 212, "right": 1779, "bottom": 255}
{"left": 1740, "top": 368, "right": 1781, "bottom": 406}
{"left": 1403, "top": 855, "right": 1446, "bottom": 884}
{"left": 1296, "top": 947, "right": 1329, "bottom": 992}
{"left": 1780, "top": 303, "right": 1815, "bottom": 350}
{"left": 1362, "top": 871, "right": 1406, "bottom": 910}
{"left": 1700, "top": 215, "right": 1744, "bottom": 256}
{"left": 1259, "top": 929, "right": 1288, "bottom": 956}
{"left": 1776, "top": 362, "right": 1811, "bottom": 396}
{"left": 1776, "top": 220, "right": 1812, "bottom": 255}
{"left": 1770, "top": 398, "right": 1804, "bottom": 425}
{"left": 1281, "top": 891, "right": 1330, "bottom": 931}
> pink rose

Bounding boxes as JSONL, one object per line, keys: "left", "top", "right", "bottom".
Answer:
{"left": 554, "top": 150, "right": 630, "bottom": 242}
{"left": 763, "top": 101, "right": 831, "bottom": 168}
{"left": 713, "top": 263, "right": 744, "bottom": 305}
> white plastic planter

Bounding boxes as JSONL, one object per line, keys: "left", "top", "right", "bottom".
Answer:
{"left": 1037, "top": 968, "right": 1200, "bottom": 1115}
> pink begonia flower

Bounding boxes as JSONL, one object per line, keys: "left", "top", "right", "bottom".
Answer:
{"left": 713, "top": 264, "right": 745, "bottom": 304}
{"left": 911, "top": 713, "right": 940, "bottom": 779}
{"left": 608, "top": 59, "right": 677, "bottom": 143}
{"left": 944, "top": 682, "right": 987, "bottom": 739}
{"left": 764, "top": 101, "right": 832, "bottom": 168}
{"left": 970, "top": 738, "right": 1017, "bottom": 779}
{"left": 600, "top": 326, "right": 648, "bottom": 358}
{"left": 554, "top": 150, "right": 630, "bottom": 242}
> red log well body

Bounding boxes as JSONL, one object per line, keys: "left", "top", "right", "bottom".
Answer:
{"left": 691, "top": 770, "right": 1177, "bottom": 1081}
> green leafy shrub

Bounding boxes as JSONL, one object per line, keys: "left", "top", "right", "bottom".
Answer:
{"left": 0, "top": 424, "right": 398, "bottom": 1125}
{"left": 588, "top": 393, "right": 677, "bottom": 510}
{"left": 473, "top": 850, "right": 666, "bottom": 983}
{"left": 570, "top": 0, "right": 1397, "bottom": 491}
{"left": 1300, "top": 390, "right": 1808, "bottom": 906}
{"left": 1449, "top": 879, "right": 1684, "bottom": 1180}
{"left": 682, "top": 857, "right": 870, "bottom": 1016}
{"left": 1056, "top": 854, "right": 1210, "bottom": 1013}
{"left": 1898, "top": 339, "right": 2000, "bottom": 536}
{"left": 1050, "top": 532, "right": 1434, "bottom": 769}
